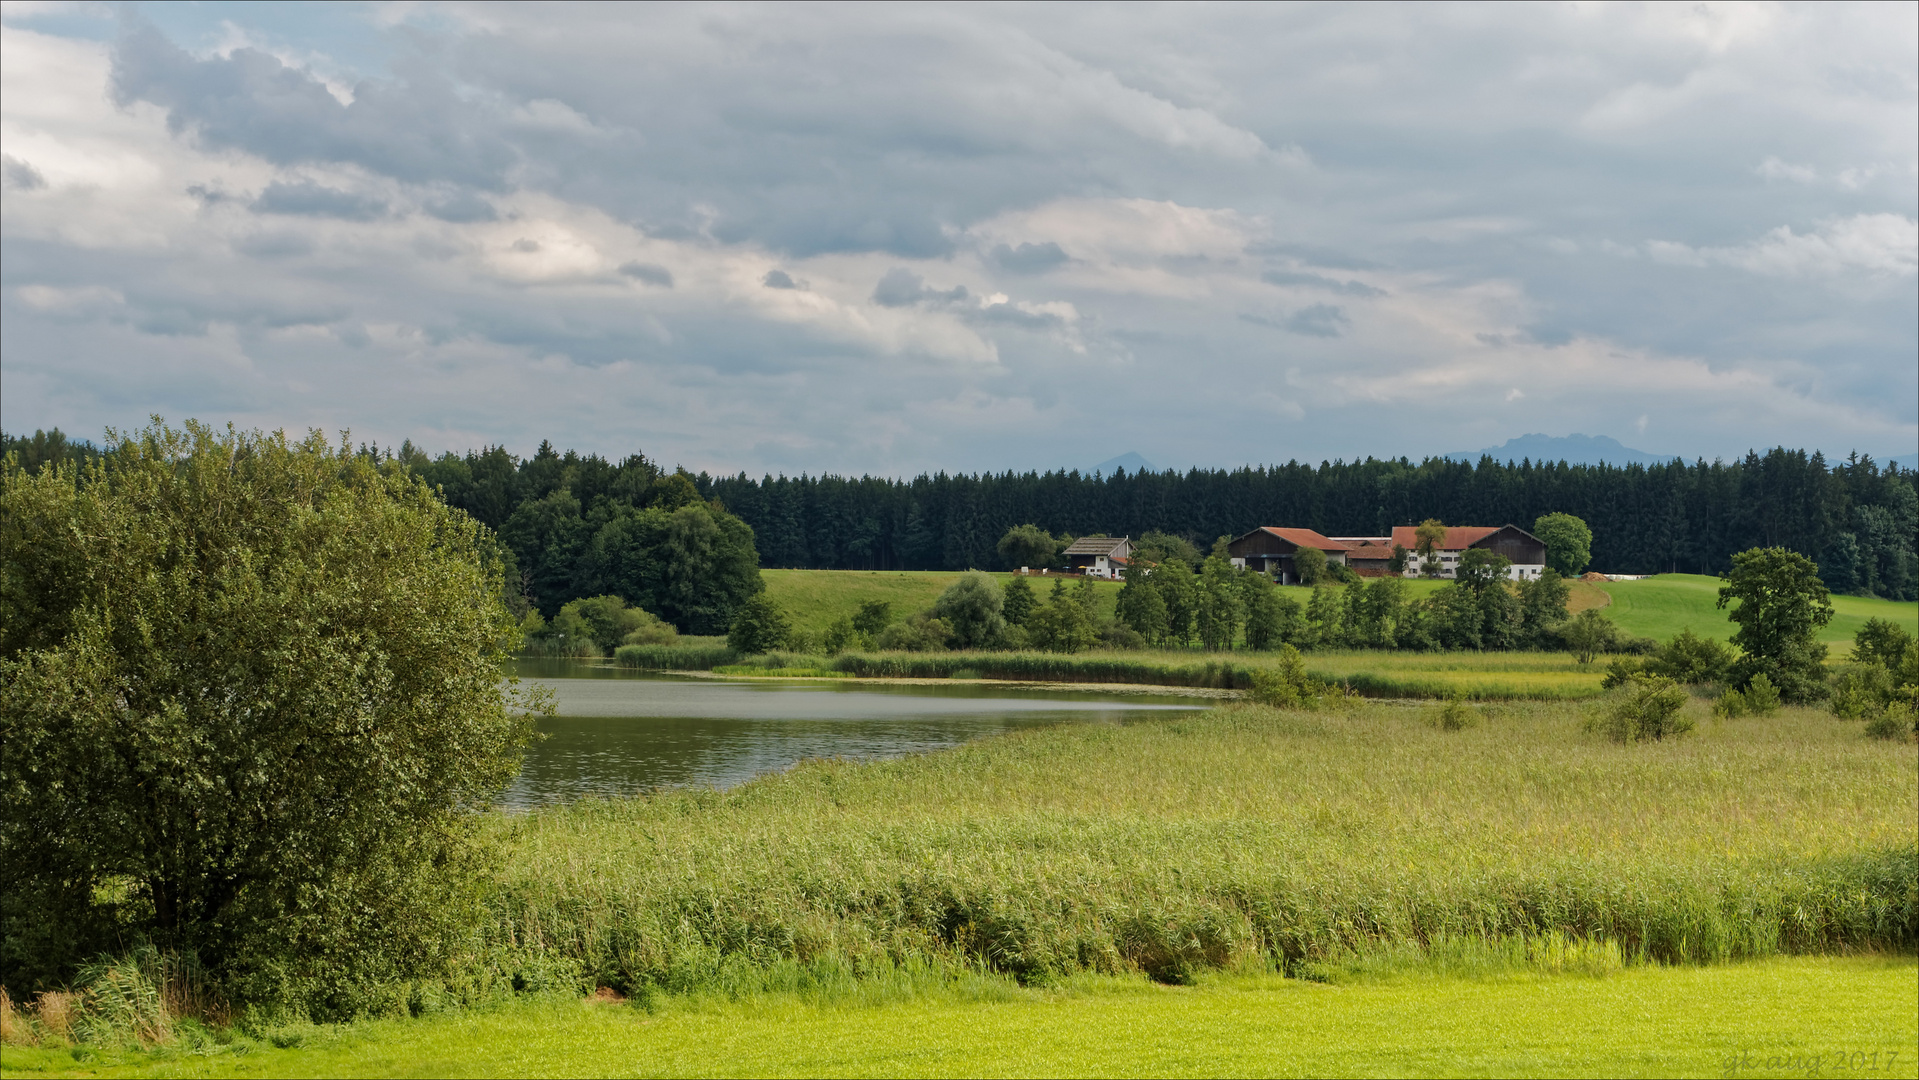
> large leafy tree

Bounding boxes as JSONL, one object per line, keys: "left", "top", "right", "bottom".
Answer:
{"left": 0, "top": 422, "right": 538, "bottom": 1009}
{"left": 995, "top": 524, "right": 1060, "bottom": 570}
{"left": 1718, "top": 547, "right": 1834, "bottom": 702}
{"left": 932, "top": 572, "right": 1007, "bottom": 649}
{"left": 1532, "top": 513, "right": 1594, "bottom": 577}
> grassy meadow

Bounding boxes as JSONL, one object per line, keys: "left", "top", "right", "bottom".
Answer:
{"left": 6, "top": 955, "right": 1912, "bottom": 1078}
{"left": 1600, "top": 574, "right": 1917, "bottom": 652}
{"left": 470, "top": 698, "right": 1913, "bottom": 998}
{"left": 762, "top": 569, "right": 1124, "bottom": 637}
{"left": 7, "top": 689, "right": 1914, "bottom": 1076}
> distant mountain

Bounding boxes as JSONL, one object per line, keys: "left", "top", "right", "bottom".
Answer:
{"left": 1090, "top": 451, "right": 1156, "bottom": 475}
{"left": 1447, "top": 433, "right": 1672, "bottom": 467}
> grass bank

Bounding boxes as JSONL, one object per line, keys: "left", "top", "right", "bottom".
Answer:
{"left": 709, "top": 648, "right": 1611, "bottom": 700}
{"left": 473, "top": 699, "right": 1915, "bottom": 998}
{"left": 6, "top": 955, "right": 1911, "bottom": 1078}
{"left": 1602, "top": 574, "right": 1917, "bottom": 651}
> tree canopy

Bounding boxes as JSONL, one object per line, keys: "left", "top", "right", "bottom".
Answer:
{"left": 0, "top": 422, "right": 537, "bottom": 1009}
{"left": 1719, "top": 546, "right": 1834, "bottom": 703}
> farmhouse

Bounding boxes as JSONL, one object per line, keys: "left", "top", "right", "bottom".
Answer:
{"left": 1388, "top": 524, "right": 1548, "bottom": 580}
{"left": 1330, "top": 537, "right": 1398, "bottom": 576}
{"left": 1225, "top": 527, "right": 1352, "bottom": 584}
{"left": 1062, "top": 535, "right": 1131, "bottom": 579}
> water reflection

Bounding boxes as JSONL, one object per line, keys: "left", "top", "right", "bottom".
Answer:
{"left": 502, "top": 661, "right": 1201, "bottom": 808}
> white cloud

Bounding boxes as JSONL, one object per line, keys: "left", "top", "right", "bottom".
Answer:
{"left": 1649, "top": 214, "right": 1918, "bottom": 277}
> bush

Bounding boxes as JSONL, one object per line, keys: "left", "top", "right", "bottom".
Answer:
{"left": 1828, "top": 664, "right": 1895, "bottom": 720}
{"left": 726, "top": 594, "right": 792, "bottom": 655}
{"left": 1852, "top": 618, "right": 1915, "bottom": 669}
{"left": 1712, "top": 688, "right": 1749, "bottom": 719}
{"left": 1025, "top": 595, "right": 1099, "bottom": 653}
{"left": 1431, "top": 693, "right": 1477, "bottom": 731}
{"left": 1644, "top": 629, "right": 1733, "bottom": 684}
{"left": 1863, "top": 691, "right": 1917, "bottom": 740}
{"left": 0, "top": 421, "right": 537, "bottom": 1011}
{"left": 1561, "top": 609, "right": 1624, "bottom": 665}
{"left": 874, "top": 614, "right": 952, "bottom": 652}
{"left": 932, "top": 572, "right": 1007, "bottom": 650}
{"left": 1245, "top": 646, "right": 1322, "bottom": 709}
{"left": 1588, "top": 674, "right": 1694, "bottom": 742}
{"left": 1741, "top": 673, "right": 1781, "bottom": 715}
{"left": 1600, "top": 657, "right": 1641, "bottom": 689}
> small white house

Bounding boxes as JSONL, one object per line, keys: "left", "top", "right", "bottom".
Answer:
{"left": 1062, "top": 535, "right": 1132, "bottom": 579}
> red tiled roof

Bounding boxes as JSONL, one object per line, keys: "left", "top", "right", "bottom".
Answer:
{"left": 1390, "top": 525, "right": 1502, "bottom": 551}
{"left": 1252, "top": 527, "right": 1353, "bottom": 552}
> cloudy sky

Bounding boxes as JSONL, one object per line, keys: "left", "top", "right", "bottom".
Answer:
{"left": 2, "top": 1, "right": 1914, "bottom": 474}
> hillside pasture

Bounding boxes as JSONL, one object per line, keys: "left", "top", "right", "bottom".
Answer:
{"left": 1602, "top": 574, "right": 1918, "bottom": 652}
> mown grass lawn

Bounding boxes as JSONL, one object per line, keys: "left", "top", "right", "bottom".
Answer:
{"left": 1602, "top": 574, "right": 1917, "bottom": 651}
{"left": 7, "top": 956, "right": 1911, "bottom": 1079}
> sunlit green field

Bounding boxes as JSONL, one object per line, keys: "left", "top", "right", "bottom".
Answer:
{"left": 1603, "top": 574, "right": 1917, "bottom": 652}
{"left": 763, "top": 569, "right": 1122, "bottom": 637}
{"left": 763, "top": 569, "right": 1918, "bottom": 662}
{"left": 6, "top": 956, "right": 1912, "bottom": 1078}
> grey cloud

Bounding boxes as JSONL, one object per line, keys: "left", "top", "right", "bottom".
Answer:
{"left": 424, "top": 192, "right": 498, "bottom": 223}
{"left": 619, "top": 262, "right": 674, "bottom": 287}
{"left": 762, "top": 270, "right": 801, "bottom": 289}
{"left": 1260, "top": 270, "right": 1386, "bottom": 297}
{"left": 2, "top": 154, "right": 47, "bottom": 191}
{"left": 7, "top": 5, "right": 1912, "bottom": 472}
{"left": 111, "top": 20, "right": 517, "bottom": 189}
{"left": 971, "top": 303, "right": 1062, "bottom": 330}
{"left": 251, "top": 181, "right": 388, "bottom": 221}
{"left": 873, "top": 268, "right": 967, "bottom": 307}
{"left": 1285, "top": 304, "right": 1348, "bottom": 337}
{"left": 510, "top": 238, "right": 541, "bottom": 253}
{"left": 232, "top": 232, "right": 316, "bottom": 259}
{"left": 990, "top": 241, "right": 1069, "bottom": 274}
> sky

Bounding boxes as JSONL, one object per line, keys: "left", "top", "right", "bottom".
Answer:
{"left": 1, "top": 1, "right": 1914, "bottom": 476}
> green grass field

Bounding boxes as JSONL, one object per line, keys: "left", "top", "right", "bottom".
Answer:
{"left": 1602, "top": 574, "right": 1917, "bottom": 653}
{"left": 762, "top": 569, "right": 1123, "bottom": 637}
{"left": 6, "top": 956, "right": 1912, "bottom": 1078}
{"left": 762, "top": 568, "right": 1918, "bottom": 661}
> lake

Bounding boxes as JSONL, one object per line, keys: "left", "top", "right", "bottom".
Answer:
{"left": 504, "top": 660, "right": 1204, "bottom": 808}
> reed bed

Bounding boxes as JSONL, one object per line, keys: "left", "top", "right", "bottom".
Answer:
{"left": 477, "top": 699, "right": 1917, "bottom": 994}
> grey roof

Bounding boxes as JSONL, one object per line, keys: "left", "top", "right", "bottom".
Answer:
{"left": 1061, "top": 535, "right": 1129, "bottom": 555}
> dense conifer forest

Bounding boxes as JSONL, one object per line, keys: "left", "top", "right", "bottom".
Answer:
{"left": 6, "top": 430, "right": 1915, "bottom": 613}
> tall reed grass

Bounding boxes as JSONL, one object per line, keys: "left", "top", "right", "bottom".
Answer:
{"left": 475, "top": 699, "right": 1916, "bottom": 995}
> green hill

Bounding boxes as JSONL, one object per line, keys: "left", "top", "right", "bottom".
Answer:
{"left": 1600, "top": 574, "right": 1917, "bottom": 654}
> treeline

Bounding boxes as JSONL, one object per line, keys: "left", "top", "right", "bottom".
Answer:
{"left": 8, "top": 430, "right": 1915, "bottom": 616}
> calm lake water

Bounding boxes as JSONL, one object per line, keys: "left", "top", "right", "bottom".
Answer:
{"left": 503, "top": 660, "right": 1203, "bottom": 808}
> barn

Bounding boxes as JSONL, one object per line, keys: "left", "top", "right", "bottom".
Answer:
{"left": 1387, "top": 524, "right": 1548, "bottom": 580}
{"left": 1225, "top": 527, "right": 1352, "bottom": 584}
